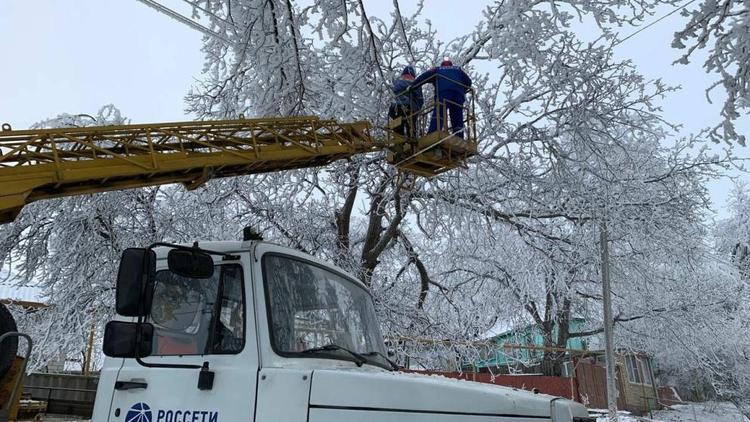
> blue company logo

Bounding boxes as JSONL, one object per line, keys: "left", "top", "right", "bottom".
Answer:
{"left": 128, "top": 402, "right": 219, "bottom": 422}
{"left": 126, "top": 402, "right": 153, "bottom": 422}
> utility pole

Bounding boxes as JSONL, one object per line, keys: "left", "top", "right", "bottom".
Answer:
{"left": 83, "top": 323, "right": 95, "bottom": 376}
{"left": 599, "top": 222, "right": 618, "bottom": 422}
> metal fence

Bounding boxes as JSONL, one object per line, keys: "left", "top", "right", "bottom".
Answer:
{"left": 23, "top": 373, "right": 98, "bottom": 418}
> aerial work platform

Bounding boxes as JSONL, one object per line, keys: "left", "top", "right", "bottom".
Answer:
{"left": 0, "top": 75, "right": 478, "bottom": 222}
{"left": 0, "top": 109, "right": 477, "bottom": 223}
{"left": 386, "top": 77, "right": 478, "bottom": 177}
{"left": 387, "top": 131, "right": 477, "bottom": 177}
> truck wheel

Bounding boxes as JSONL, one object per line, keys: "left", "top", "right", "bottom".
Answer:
{"left": 0, "top": 303, "right": 18, "bottom": 380}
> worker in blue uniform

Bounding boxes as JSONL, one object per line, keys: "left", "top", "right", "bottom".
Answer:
{"left": 412, "top": 57, "right": 472, "bottom": 138}
{"left": 389, "top": 65, "right": 424, "bottom": 140}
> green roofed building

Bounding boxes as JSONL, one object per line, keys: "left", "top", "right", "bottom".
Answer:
{"left": 468, "top": 317, "right": 593, "bottom": 374}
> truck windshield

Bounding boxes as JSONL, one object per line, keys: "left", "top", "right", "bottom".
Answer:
{"left": 263, "top": 254, "right": 388, "bottom": 368}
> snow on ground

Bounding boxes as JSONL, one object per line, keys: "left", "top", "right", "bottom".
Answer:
{"left": 590, "top": 401, "right": 749, "bottom": 422}
{"left": 651, "top": 402, "right": 749, "bottom": 422}
{"left": 589, "top": 409, "right": 640, "bottom": 422}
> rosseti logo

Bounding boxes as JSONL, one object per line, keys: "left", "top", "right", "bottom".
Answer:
{"left": 126, "top": 402, "right": 153, "bottom": 422}
{"left": 127, "top": 401, "right": 219, "bottom": 422}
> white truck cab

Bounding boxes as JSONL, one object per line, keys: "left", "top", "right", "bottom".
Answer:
{"left": 92, "top": 238, "right": 593, "bottom": 422}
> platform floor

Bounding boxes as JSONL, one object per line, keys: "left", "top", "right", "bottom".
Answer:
{"left": 389, "top": 130, "right": 477, "bottom": 177}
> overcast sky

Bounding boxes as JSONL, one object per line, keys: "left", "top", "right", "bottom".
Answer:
{"left": 0, "top": 0, "right": 746, "bottom": 217}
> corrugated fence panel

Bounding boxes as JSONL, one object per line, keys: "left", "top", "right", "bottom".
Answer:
{"left": 23, "top": 373, "right": 98, "bottom": 417}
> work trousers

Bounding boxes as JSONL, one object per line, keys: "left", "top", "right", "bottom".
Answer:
{"left": 389, "top": 104, "right": 419, "bottom": 140}
{"left": 428, "top": 99, "right": 465, "bottom": 138}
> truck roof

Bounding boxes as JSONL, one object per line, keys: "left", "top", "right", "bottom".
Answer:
{"left": 152, "top": 240, "right": 369, "bottom": 291}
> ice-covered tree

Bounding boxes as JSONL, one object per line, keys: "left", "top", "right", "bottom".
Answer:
{"left": 717, "top": 182, "right": 750, "bottom": 278}
{"left": 671, "top": 0, "right": 750, "bottom": 145}
{"left": 704, "top": 182, "right": 750, "bottom": 410}
{"left": 0, "top": 1, "right": 741, "bottom": 388}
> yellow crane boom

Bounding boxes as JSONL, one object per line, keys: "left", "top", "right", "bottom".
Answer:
{"left": 0, "top": 114, "right": 475, "bottom": 223}
{"left": 0, "top": 116, "right": 377, "bottom": 223}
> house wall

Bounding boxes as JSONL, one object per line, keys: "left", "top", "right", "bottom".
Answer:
{"left": 572, "top": 354, "right": 659, "bottom": 415}
{"left": 616, "top": 355, "right": 659, "bottom": 414}
{"left": 474, "top": 319, "right": 589, "bottom": 368}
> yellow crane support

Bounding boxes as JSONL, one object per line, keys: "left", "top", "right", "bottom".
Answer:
{"left": 0, "top": 114, "right": 476, "bottom": 223}
{"left": 0, "top": 116, "right": 378, "bottom": 223}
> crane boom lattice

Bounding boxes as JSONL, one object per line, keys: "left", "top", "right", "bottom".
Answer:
{"left": 0, "top": 116, "right": 377, "bottom": 223}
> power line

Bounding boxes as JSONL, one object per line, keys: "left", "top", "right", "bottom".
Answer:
{"left": 137, "top": 1, "right": 387, "bottom": 119}
{"left": 614, "top": 0, "right": 697, "bottom": 47}
{"left": 135, "top": 0, "right": 233, "bottom": 45}
{"left": 178, "top": 0, "right": 235, "bottom": 28}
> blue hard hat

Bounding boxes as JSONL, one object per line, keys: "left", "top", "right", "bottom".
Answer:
{"left": 402, "top": 65, "right": 416, "bottom": 77}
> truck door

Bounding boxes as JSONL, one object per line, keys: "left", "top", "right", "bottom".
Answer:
{"left": 105, "top": 258, "right": 258, "bottom": 422}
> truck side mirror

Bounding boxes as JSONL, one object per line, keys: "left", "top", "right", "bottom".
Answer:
{"left": 168, "top": 249, "right": 214, "bottom": 279}
{"left": 117, "top": 248, "right": 156, "bottom": 316}
{"left": 103, "top": 321, "right": 154, "bottom": 358}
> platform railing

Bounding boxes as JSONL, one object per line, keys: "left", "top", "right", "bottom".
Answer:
{"left": 389, "top": 72, "right": 477, "bottom": 147}
{"left": 387, "top": 73, "right": 477, "bottom": 176}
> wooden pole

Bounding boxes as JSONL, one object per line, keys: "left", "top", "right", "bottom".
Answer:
{"left": 600, "top": 222, "right": 619, "bottom": 422}
{"left": 83, "top": 323, "right": 95, "bottom": 376}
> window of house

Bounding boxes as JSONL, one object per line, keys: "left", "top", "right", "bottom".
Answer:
{"left": 561, "top": 361, "right": 573, "bottom": 377}
{"left": 510, "top": 344, "right": 522, "bottom": 361}
{"left": 625, "top": 354, "right": 653, "bottom": 385}
{"left": 525, "top": 333, "right": 536, "bottom": 359}
{"left": 639, "top": 357, "right": 653, "bottom": 385}
{"left": 626, "top": 355, "right": 642, "bottom": 383}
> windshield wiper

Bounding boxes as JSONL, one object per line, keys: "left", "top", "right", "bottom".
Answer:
{"left": 362, "top": 351, "right": 399, "bottom": 371}
{"left": 300, "top": 344, "right": 367, "bottom": 367}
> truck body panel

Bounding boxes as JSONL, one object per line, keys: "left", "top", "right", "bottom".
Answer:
{"left": 254, "top": 368, "right": 311, "bottom": 421}
{"left": 308, "top": 409, "right": 549, "bottom": 422}
{"left": 91, "top": 240, "right": 592, "bottom": 422}
{"left": 94, "top": 248, "right": 259, "bottom": 422}
{"left": 309, "top": 369, "right": 551, "bottom": 417}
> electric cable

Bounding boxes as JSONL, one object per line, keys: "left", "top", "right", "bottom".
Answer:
{"left": 135, "top": 0, "right": 233, "bottom": 45}
{"left": 613, "top": 0, "right": 697, "bottom": 47}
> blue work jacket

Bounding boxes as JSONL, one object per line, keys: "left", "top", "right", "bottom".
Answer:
{"left": 413, "top": 66, "right": 472, "bottom": 104}
{"left": 392, "top": 77, "right": 424, "bottom": 111}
